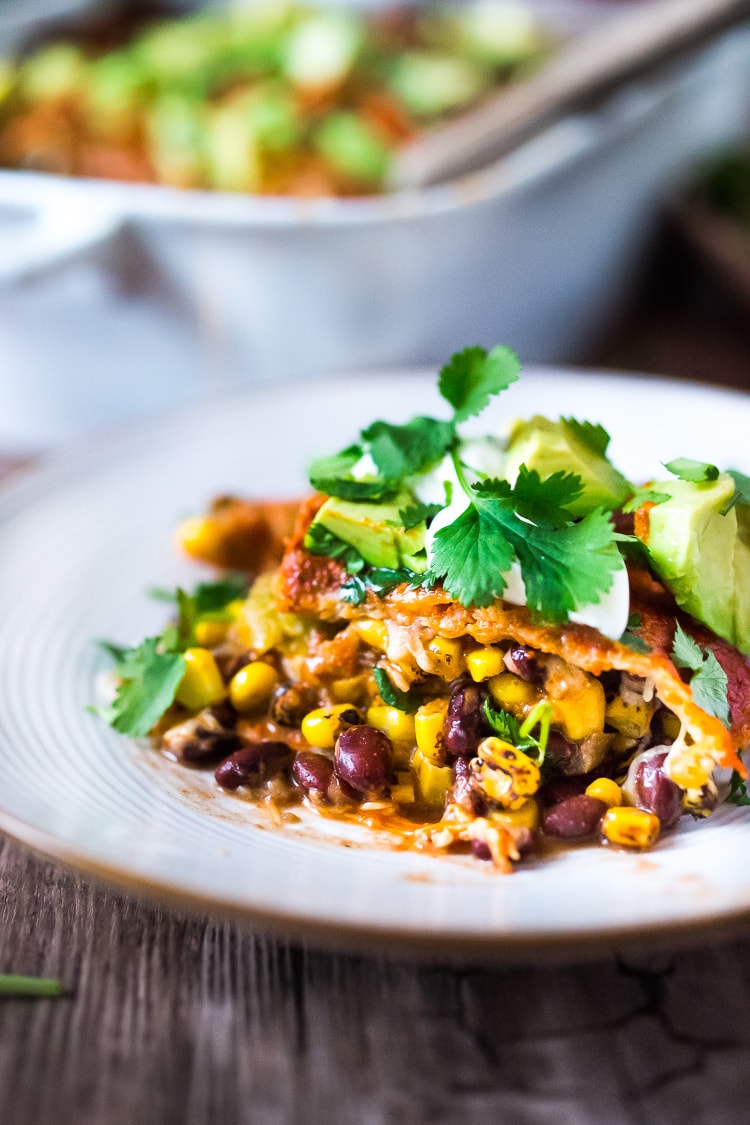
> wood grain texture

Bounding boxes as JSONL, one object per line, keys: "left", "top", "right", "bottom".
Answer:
{"left": 3, "top": 830, "right": 750, "bottom": 1125}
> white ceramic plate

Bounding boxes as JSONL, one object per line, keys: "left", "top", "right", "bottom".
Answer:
{"left": 2, "top": 368, "right": 750, "bottom": 959}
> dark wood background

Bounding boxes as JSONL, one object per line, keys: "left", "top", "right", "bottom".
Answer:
{"left": 2, "top": 215, "right": 750, "bottom": 1125}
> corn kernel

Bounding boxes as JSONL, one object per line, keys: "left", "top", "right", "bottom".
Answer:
{"left": 488, "top": 672, "right": 539, "bottom": 714}
{"left": 426, "top": 636, "right": 464, "bottom": 679}
{"left": 414, "top": 698, "right": 449, "bottom": 765}
{"left": 195, "top": 618, "right": 231, "bottom": 647}
{"left": 330, "top": 673, "right": 369, "bottom": 704}
{"left": 229, "top": 661, "right": 279, "bottom": 714}
{"left": 585, "top": 778, "right": 623, "bottom": 807}
{"left": 176, "top": 516, "right": 223, "bottom": 562}
{"left": 489, "top": 797, "right": 540, "bottom": 831}
{"left": 552, "top": 676, "right": 605, "bottom": 741}
{"left": 601, "top": 806, "right": 660, "bottom": 849}
{"left": 352, "top": 618, "right": 388, "bottom": 651}
{"left": 301, "top": 704, "right": 360, "bottom": 750}
{"left": 390, "top": 771, "right": 416, "bottom": 805}
{"left": 660, "top": 711, "right": 682, "bottom": 741}
{"left": 366, "top": 703, "right": 415, "bottom": 744}
{"left": 412, "top": 747, "right": 453, "bottom": 811}
{"left": 605, "top": 695, "right": 655, "bottom": 740}
{"left": 465, "top": 646, "right": 505, "bottom": 682}
{"left": 473, "top": 737, "right": 541, "bottom": 808}
{"left": 175, "top": 647, "right": 226, "bottom": 712}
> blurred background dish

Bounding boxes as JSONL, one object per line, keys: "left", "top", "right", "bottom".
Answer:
{"left": 0, "top": 0, "right": 748, "bottom": 450}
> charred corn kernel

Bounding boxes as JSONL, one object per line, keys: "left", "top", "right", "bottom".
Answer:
{"left": 176, "top": 515, "right": 222, "bottom": 561}
{"left": 585, "top": 778, "right": 623, "bottom": 807}
{"left": 489, "top": 797, "right": 540, "bottom": 831}
{"left": 426, "top": 636, "right": 464, "bottom": 679}
{"left": 195, "top": 618, "right": 230, "bottom": 647}
{"left": 226, "top": 598, "right": 246, "bottom": 620}
{"left": 301, "top": 703, "right": 360, "bottom": 750}
{"left": 412, "top": 747, "right": 453, "bottom": 811}
{"left": 366, "top": 703, "right": 415, "bottom": 744}
{"left": 414, "top": 698, "right": 449, "bottom": 765}
{"left": 601, "top": 806, "right": 660, "bottom": 849}
{"left": 605, "top": 696, "right": 655, "bottom": 740}
{"left": 473, "top": 737, "right": 541, "bottom": 808}
{"left": 552, "top": 676, "right": 605, "bottom": 741}
{"left": 352, "top": 618, "right": 388, "bottom": 651}
{"left": 465, "top": 646, "right": 505, "bottom": 682}
{"left": 229, "top": 661, "right": 279, "bottom": 714}
{"left": 488, "top": 672, "right": 539, "bottom": 714}
{"left": 175, "top": 647, "right": 225, "bottom": 711}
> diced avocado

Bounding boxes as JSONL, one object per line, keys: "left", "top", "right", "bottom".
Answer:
{"left": 733, "top": 503, "right": 750, "bottom": 652}
{"left": 310, "top": 494, "right": 427, "bottom": 572}
{"left": 503, "top": 416, "right": 631, "bottom": 516}
{"left": 314, "top": 112, "right": 390, "bottom": 186}
{"left": 387, "top": 52, "right": 491, "bottom": 118}
{"left": 641, "top": 473, "right": 750, "bottom": 651}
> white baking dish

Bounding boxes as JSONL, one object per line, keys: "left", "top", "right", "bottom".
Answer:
{"left": 0, "top": 3, "right": 748, "bottom": 449}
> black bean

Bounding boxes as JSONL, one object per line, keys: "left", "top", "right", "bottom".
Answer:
{"left": 443, "top": 681, "right": 489, "bottom": 760}
{"left": 538, "top": 775, "right": 588, "bottom": 808}
{"left": 542, "top": 795, "right": 607, "bottom": 839}
{"left": 292, "top": 751, "right": 334, "bottom": 795}
{"left": 505, "top": 645, "right": 543, "bottom": 684}
{"left": 215, "top": 741, "right": 292, "bottom": 790}
{"left": 334, "top": 725, "right": 393, "bottom": 796}
{"left": 630, "top": 749, "right": 683, "bottom": 828}
{"left": 471, "top": 839, "right": 492, "bottom": 862}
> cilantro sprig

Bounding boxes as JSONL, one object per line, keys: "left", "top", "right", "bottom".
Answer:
{"left": 373, "top": 667, "right": 421, "bottom": 713}
{"left": 484, "top": 698, "right": 552, "bottom": 766}
{"left": 429, "top": 460, "right": 622, "bottom": 617}
{"left": 306, "top": 345, "right": 520, "bottom": 501}
{"left": 94, "top": 577, "right": 249, "bottom": 738}
{"left": 671, "top": 622, "right": 731, "bottom": 728}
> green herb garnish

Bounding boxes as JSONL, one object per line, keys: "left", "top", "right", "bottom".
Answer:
{"left": 561, "top": 417, "right": 611, "bottom": 458}
{"left": 483, "top": 698, "right": 552, "bottom": 766}
{"left": 664, "top": 458, "right": 720, "bottom": 483}
{"left": 0, "top": 975, "right": 65, "bottom": 998}
{"left": 620, "top": 612, "right": 652, "bottom": 654}
{"left": 727, "top": 769, "right": 750, "bottom": 807}
{"left": 671, "top": 622, "right": 731, "bottom": 727}
{"left": 621, "top": 486, "right": 671, "bottom": 514}
{"left": 373, "top": 667, "right": 421, "bottom": 713}
{"left": 94, "top": 576, "right": 249, "bottom": 737}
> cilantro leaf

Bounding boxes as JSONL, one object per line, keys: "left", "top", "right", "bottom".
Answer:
{"left": 361, "top": 417, "right": 455, "bottom": 481}
{"left": 438, "top": 345, "right": 520, "bottom": 424}
{"left": 672, "top": 622, "right": 731, "bottom": 727}
{"left": 483, "top": 698, "right": 552, "bottom": 765}
{"left": 664, "top": 458, "right": 719, "bottom": 483}
{"left": 480, "top": 466, "right": 584, "bottom": 525}
{"left": 308, "top": 476, "right": 397, "bottom": 502}
{"left": 398, "top": 501, "right": 444, "bottom": 530}
{"left": 308, "top": 445, "right": 361, "bottom": 484}
{"left": 561, "top": 417, "right": 610, "bottom": 458}
{"left": 96, "top": 638, "right": 186, "bottom": 737}
{"left": 373, "top": 667, "right": 421, "bottom": 713}
{"left": 304, "top": 522, "right": 365, "bottom": 574}
{"left": 340, "top": 566, "right": 422, "bottom": 605}
{"left": 513, "top": 507, "right": 621, "bottom": 623}
{"left": 622, "top": 487, "right": 671, "bottom": 514}
{"left": 728, "top": 769, "right": 750, "bottom": 807}
{"left": 429, "top": 503, "right": 516, "bottom": 608}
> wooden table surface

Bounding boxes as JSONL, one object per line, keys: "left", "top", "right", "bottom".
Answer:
{"left": 2, "top": 225, "right": 750, "bottom": 1125}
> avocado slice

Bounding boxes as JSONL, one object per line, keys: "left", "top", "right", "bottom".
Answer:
{"left": 503, "top": 416, "right": 631, "bottom": 516}
{"left": 640, "top": 473, "right": 750, "bottom": 652}
{"left": 309, "top": 493, "right": 427, "bottom": 572}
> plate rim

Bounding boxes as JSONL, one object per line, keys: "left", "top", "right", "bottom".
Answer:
{"left": 2, "top": 365, "right": 750, "bottom": 960}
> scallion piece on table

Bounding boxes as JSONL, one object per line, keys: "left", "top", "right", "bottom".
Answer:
{"left": 0, "top": 975, "right": 65, "bottom": 997}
